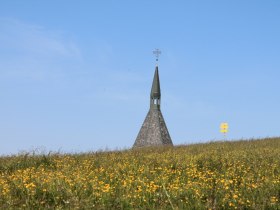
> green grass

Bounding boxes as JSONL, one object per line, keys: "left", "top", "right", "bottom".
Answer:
{"left": 0, "top": 137, "right": 280, "bottom": 209}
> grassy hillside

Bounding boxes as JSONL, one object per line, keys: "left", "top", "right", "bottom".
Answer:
{"left": 0, "top": 138, "right": 280, "bottom": 209}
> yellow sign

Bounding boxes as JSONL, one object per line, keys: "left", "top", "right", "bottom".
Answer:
{"left": 220, "top": 122, "right": 228, "bottom": 134}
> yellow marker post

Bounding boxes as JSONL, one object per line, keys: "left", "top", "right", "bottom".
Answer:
{"left": 220, "top": 122, "right": 228, "bottom": 139}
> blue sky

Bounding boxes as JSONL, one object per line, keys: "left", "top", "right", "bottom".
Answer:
{"left": 1, "top": 1, "right": 280, "bottom": 155}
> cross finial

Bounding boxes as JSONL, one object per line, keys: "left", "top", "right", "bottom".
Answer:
{"left": 153, "top": 48, "right": 161, "bottom": 63}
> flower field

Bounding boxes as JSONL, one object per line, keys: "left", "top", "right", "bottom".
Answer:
{"left": 0, "top": 138, "right": 280, "bottom": 209}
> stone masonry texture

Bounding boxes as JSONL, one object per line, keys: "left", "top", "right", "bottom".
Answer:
{"left": 133, "top": 108, "right": 173, "bottom": 148}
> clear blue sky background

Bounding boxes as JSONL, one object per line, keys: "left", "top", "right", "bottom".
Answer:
{"left": 1, "top": 1, "right": 280, "bottom": 155}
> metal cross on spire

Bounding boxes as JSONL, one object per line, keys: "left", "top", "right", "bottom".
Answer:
{"left": 153, "top": 48, "right": 161, "bottom": 63}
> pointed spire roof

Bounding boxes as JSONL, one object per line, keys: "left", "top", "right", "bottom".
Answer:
{"left": 150, "top": 65, "right": 161, "bottom": 99}
{"left": 133, "top": 63, "right": 173, "bottom": 148}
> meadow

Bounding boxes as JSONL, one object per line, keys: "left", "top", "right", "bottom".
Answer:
{"left": 0, "top": 138, "right": 279, "bottom": 209}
